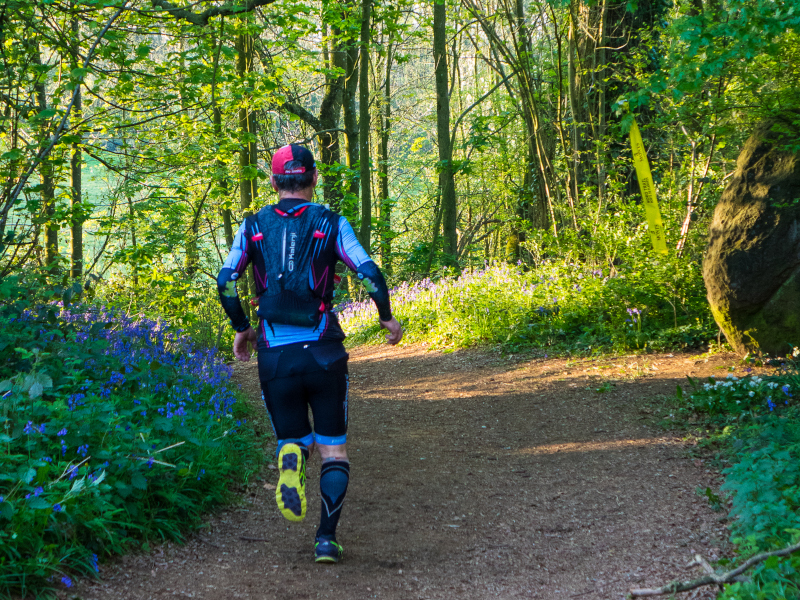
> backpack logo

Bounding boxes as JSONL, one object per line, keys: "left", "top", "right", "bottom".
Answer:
{"left": 288, "top": 232, "right": 297, "bottom": 271}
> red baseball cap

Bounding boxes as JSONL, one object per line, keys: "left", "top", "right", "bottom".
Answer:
{"left": 271, "top": 144, "right": 316, "bottom": 175}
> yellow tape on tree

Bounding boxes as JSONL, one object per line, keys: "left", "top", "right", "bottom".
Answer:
{"left": 629, "top": 118, "right": 668, "bottom": 254}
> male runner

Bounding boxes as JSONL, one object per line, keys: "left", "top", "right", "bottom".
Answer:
{"left": 217, "top": 144, "right": 402, "bottom": 563}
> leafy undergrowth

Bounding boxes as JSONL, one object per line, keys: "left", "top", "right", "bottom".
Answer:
{"left": 340, "top": 258, "right": 715, "bottom": 355}
{"left": 0, "top": 277, "right": 265, "bottom": 599}
{"left": 675, "top": 362, "right": 800, "bottom": 600}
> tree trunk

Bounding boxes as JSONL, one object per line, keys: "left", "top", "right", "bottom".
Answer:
{"left": 70, "top": 13, "right": 83, "bottom": 279}
{"left": 180, "top": 37, "right": 200, "bottom": 278}
{"left": 378, "top": 42, "right": 393, "bottom": 274}
{"left": 33, "top": 45, "right": 58, "bottom": 268}
{"left": 433, "top": 0, "right": 458, "bottom": 265}
{"left": 70, "top": 88, "right": 83, "bottom": 278}
{"left": 358, "top": 0, "right": 372, "bottom": 251}
{"left": 343, "top": 41, "right": 360, "bottom": 214}
{"left": 567, "top": 0, "right": 583, "bottom": 206}
{"left": 236, "top": 31, "right": 257, "bottom": 318}
{"left": 318, "top": 17, "right": 347, "bottom": 211}
{"left": 595, "top": 0, "right": 607, "bottom": 218}
{"left": 212, "top": 21, "right": 233, "bottom": 248}
{"left": 214, "top": 91, "right": 233, "bottom": 249}
{"left": 128, "top": 192, "right": 138, "bottom": 286}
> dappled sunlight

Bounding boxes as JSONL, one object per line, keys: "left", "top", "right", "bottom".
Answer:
{"left": 518, "top": 437, "right": 680, "bottom": 456}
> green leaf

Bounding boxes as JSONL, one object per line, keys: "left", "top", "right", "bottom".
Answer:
{"left": 1, "top": 149, "right": 22, "bottom": 161}
{"left": 20, "top": 467, "right": 35, "bottom": 484}
{"left": 0, "top": 502, "right": 13, "bottom": 520}
{"left": 36, "top": 108, "right": 58, "bottom": 120}
{"left": 115, "top": 481, "right": 132, "bottom": 498}
{"left": 131, "top": 472, "right": 147, "bottom": 490}
{"left": 27, "top": 497, "right": 50, "bottom": 510}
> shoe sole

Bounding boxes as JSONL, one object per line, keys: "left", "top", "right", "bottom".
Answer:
{"left": 276, "top": 444, "right": 306, "bottom": 522}
{"left": 314, "top": 555, "right": 340, "bottom": 564}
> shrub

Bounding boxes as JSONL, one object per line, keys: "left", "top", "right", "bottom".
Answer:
{"left": 715, "top": 416, "right": 800, "bottom": 600}
{"left": 0, "top": 276, "right": 264, "bottom": 598}
{"left": 340, "top": 259, "right": 714, "bottom": 354}
{"left": 683, "top": 374, "right": 794, "bottom": 417}
{"left": 677, "top": 366, "right": 800, "bottom": 599}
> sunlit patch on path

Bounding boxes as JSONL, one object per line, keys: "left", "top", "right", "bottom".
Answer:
{"left": 519, "top": 437, "right": 682, "bottom": 456}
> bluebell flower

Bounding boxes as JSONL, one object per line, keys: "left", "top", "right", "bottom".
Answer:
{"left": 57, "top": 428, "right": 67, "bottom": 436}
{"left": 53, "top": 503, "right": 62, "bottom": 512}
{"left": 61, "top": 576, "right": 72, "bottom": 588}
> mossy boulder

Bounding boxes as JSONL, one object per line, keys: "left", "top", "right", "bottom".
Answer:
{"left": 704, "top": 120, "right": 800, "bottom": 357}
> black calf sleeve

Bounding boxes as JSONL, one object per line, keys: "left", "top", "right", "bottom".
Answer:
{"left": 317, "top": 460, "right": 350, "bottom": 539}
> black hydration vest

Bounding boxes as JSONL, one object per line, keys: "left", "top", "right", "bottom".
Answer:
{"left": 255, "top": 203, "right": 340, "bottom": 330}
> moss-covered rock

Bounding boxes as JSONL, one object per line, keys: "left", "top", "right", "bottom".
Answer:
{"left": 704, "top": 119, "right": 800, "bottom": 356}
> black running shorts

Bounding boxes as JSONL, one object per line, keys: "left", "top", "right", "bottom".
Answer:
{"left": 257, "top": 342, "right": 349, "bottom": 446}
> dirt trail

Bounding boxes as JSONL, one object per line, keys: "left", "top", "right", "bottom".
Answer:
{"left": 80, "top": 345, "right": 739, "bottom": 600}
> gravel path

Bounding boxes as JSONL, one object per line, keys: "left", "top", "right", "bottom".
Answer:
{"left": 79, "top": 345, "right": 736, "bottom": 600}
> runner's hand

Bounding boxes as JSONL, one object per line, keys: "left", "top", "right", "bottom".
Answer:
{"left": 233, "top": 327, "right": 258, "bottom": 361}
{"left": 380, "top": 316, "right": 403, "bottom": 345}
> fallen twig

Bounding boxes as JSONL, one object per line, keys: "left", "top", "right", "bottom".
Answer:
{"left": 630, "top": 542, "right": 800, "bottom": 597}
{"left": 153, "top": 441, "right": 185, "bottom": 454}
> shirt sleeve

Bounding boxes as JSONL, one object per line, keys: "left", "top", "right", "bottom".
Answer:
{"left": 217, "top": 222, "right": 252, "bottom": 332}
{"left": 335, "top": 217, "right": 393, "bottom": 321}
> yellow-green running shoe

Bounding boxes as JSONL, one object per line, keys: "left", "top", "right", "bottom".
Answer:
{"left": 314, "top": 536, "right": 344, "bottom": 563}
{"left": 276, "top": 443, "right": 306, "bottom": 522}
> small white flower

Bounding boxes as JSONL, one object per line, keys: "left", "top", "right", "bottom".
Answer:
{"left": 726, "top": 373, "right": 735, "bottom": 379}
{"left": 749, "top": 391, "right": 755, "bottom": 397}
{"left": 704, "top": 383, "right": 711, "bottom": 390}
{"left": 736, "top": 400, "right": 741, "bottom": 404}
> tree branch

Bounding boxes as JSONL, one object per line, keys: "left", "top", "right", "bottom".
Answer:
{"left": 281, "top": 101, "right": 324, "bottom": 131}
{"left": 450, "top": 70, "right": 515, "bottom": 148}
{"left": 629, "top": 543, "right": 800, "bottom": 597}
{"left": 148, "top": 0, "right": 278, "bottom": 26}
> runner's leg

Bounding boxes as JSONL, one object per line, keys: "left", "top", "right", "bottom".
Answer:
{"left": 259, "top": 352, "right": 313, "bottom": 522}
{"left": 304, "top": 363, "right": 350, "bottom": 561}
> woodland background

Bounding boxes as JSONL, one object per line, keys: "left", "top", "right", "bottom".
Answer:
{"left": 2, "top": 0, "right": 797, "bottom": 354}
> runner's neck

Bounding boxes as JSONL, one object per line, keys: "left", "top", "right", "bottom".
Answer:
{"left": 276, "top": 197, "right": 313, "bottom": 211}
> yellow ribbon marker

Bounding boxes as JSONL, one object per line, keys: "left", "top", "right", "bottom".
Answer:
{"left": 629, "top": 117, "right": 668, "bottom": 254}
